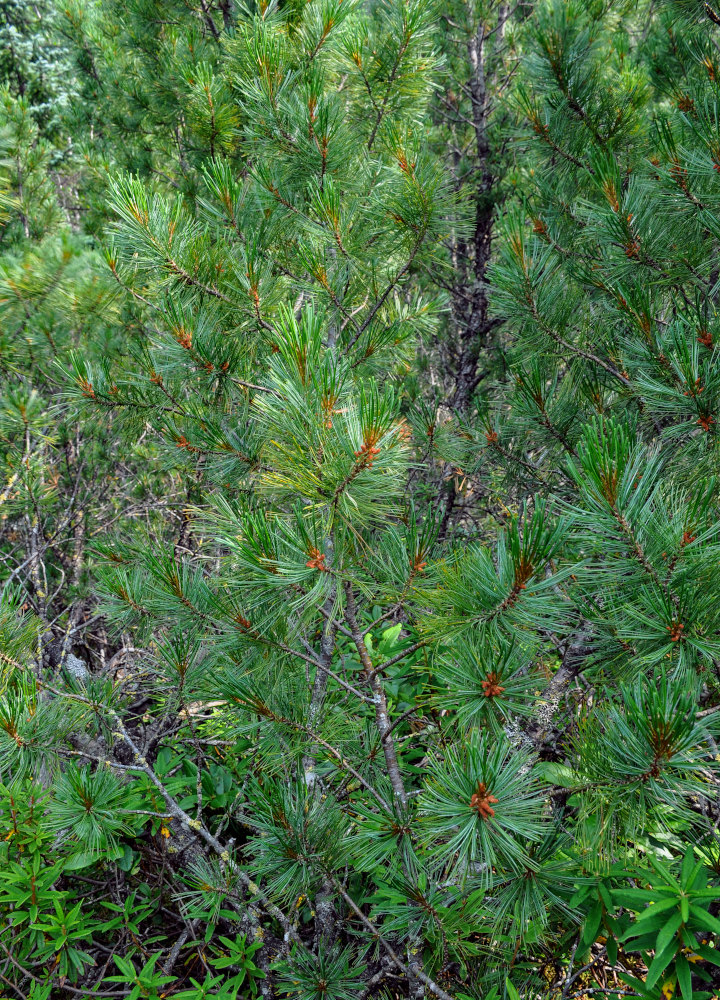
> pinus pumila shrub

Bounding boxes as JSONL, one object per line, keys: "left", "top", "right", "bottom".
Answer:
{"left": 2, "top": 0, "right": 720, "bottom": 998}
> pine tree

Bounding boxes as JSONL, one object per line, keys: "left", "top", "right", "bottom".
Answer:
{"left": 3, "top": 1, "right": 720, "bottom": 998}
{"left": 0, "top": 84, "right": 126, "bottom": 658}
{"left": 426, "top": 0, "right": 524, "bottom": 412}
{"left": 0, "top": 0, "right": 74, "bottom": 132}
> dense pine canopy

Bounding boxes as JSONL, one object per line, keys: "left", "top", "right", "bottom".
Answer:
{"left": 3, "top": 0, "right": 720, "bottom": 997}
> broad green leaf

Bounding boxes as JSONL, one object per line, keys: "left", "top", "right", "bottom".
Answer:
{"left": 633, "top": 898, "right": 679, "bottom": 924}
{"left": 599, "top": 881, "right": 614, "bottom": 911}
{"left": 689, "top": 905, "right": 720, "bottom": 934}
{"left": 675, "top": 956, "right": 691, "bottom": 1000}
{"left": 646, "top": 940, "right": 679, "bottom": 989}
{"left": 680, "top": 848, "right": 695, "bottom": 886}
{"left": 655, "top": 911, "right": 682, "bottom": 955}
{"left": 694, "top": 944, "right": 720, "bottom": 967}
{"left": 606, "top": 935, "right": 618, "bottom": 967}
{"left": 582, "top": 901, "right": 603, "bottom": 948}
{"left": 505, "top": 978, "right": 521, "bottom": 1000}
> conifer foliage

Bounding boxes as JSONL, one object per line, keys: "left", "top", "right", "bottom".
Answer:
{"left": 3, "top": 0, "right": 720, "bottom": 998}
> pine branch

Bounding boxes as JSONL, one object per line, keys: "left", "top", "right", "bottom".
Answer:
{"left": 330, "top": 879, "right": 456, "bottom": 1000}
{"left": 344, "top": 582, "right": 408, "bottom": 808}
